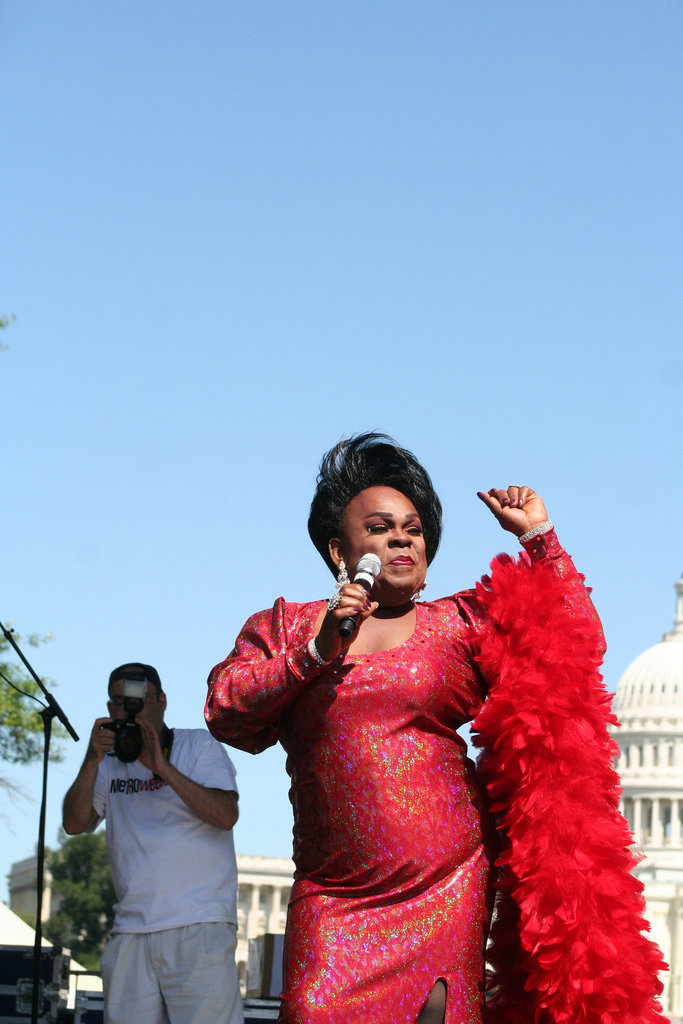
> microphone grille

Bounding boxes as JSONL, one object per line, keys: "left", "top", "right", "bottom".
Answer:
{"left": 356, "top": 553, "right": 382, "bottom": 578}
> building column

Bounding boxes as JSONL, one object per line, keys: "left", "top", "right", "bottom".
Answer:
{"left": 633, "top": 798, "right": 643, "bottom": 842}
{"left": 664, "top": 799, "right": 673, "bottom": 843}
{"left": 267, "top": 886, "right": 282, "bottom": 932}
{"left": 247, "top": 885, "right": 261, "bottom": 939}
{"left": 674, "top": 798, "right": 682, "bottom": 845}
{"left": 652, "top": 798, "right": 664, "bottom": 846}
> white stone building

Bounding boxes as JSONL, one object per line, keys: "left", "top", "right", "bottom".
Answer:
{"left": 612, "top": 572, "right": 683, "bottom": 1021}
{"left": 233, "top": 853, "right": 293, "bottom": 992}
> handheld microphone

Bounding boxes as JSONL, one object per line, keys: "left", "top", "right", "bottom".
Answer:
{"left": 338, "top": 553, "right": 382, "bottom": 638}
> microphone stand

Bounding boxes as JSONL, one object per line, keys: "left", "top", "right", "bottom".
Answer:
{"left": 0, "top": 621, "right": 79, "bottom": 1024}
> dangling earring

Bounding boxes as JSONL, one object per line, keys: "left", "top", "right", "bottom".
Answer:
{"left": 337, "top": 560, "right": 350, "bottom": 587}
{"left": 413, "top": 580, "right": 427, "bottom": 601}
{"left": 328, "top": 560, "right": 350, "bottom": 610}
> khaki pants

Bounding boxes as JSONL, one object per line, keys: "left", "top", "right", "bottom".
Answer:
{"left": 101, "top": 921, "right": 243, "bottom": 1024}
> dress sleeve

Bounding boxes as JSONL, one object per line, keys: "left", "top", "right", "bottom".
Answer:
{"left": 455, "top": 528, "right": 605, "bottom": 683}
{"left": 204, "top": 598, "right": 326, "bottom": 755}
{"left": 517, "top": 527, "right": 605, "bottom": 651}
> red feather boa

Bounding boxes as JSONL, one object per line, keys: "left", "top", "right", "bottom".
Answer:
{"left": 471, "top": 552, "right": 667, "bottom": 1024}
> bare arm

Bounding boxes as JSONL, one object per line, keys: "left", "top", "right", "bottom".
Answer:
{"left": 62, "top": 717, "right": 114, "bottom": 834}
{"left": 157, "top": 766, "right": 238, "bottom": 830}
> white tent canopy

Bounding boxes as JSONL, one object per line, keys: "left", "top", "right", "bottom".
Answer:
{"left": 0, "top": 900, "right": 103, "bottom": 1000}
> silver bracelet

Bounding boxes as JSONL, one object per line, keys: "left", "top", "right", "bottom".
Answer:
{"left": 307, "top": 637, "right": 330, "bottom": 667}
{"left": 519, "top": 520, "right": 554, "bottom": 543}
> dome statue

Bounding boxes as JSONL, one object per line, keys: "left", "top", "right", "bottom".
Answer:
{"left": 613, "top": 572, "right": 683, "bottom": 724}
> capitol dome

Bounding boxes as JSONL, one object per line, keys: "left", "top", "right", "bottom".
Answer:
{"left": 612, "top": 573, "right": 683, "bottom": 778}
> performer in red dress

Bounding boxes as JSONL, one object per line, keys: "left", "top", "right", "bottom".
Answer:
{"left": 205, "top": 433, "right": 666, "bottom": 1024}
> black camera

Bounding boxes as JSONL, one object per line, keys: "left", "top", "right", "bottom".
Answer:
{"left": 102, "top": 677, "right": 147, "bottom": 762}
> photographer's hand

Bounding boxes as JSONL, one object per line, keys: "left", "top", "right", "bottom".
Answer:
{"left": 137, "top": 718, "right": 238, "bottom": 831}
{"left": 89, "top": 717, "right": 116, "bottom": 762}
{"left": 137, "top": 718, "right": 167, "bottom": 777}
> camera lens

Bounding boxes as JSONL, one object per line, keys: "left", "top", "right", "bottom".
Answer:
{"left": 114, "top": 722, "right": 143, "bottom": 763}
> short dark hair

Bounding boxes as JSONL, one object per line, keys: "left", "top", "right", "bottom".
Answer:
{"left": 108, "top": 663, "right": 162, "bottom": 694}
{"left": 307, "top": 432, "right": 443, "bottom": 574}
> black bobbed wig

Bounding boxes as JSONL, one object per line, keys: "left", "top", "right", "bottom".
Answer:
{"left": 308, "top": 432, "right": 443, "bottom": 575}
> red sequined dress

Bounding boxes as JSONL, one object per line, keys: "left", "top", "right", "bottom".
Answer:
{"left": 205, "top": 533, "right": 666, "bottom": 1024}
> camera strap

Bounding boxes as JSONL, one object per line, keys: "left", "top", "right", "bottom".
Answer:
{"left": 153, "top": 725, "right": 175, "bottom": 781}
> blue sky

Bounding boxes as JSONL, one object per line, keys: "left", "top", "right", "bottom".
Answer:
{"left": 1, "top": 1, "right": 682, "bottom": 902}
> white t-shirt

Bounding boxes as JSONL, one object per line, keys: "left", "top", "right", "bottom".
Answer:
{"left": 93, "top": 728, "right": 238, "bottom": 934}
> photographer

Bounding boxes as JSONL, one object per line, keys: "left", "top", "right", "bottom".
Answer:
{"left": 62, "top": 663, "right": 243, "bottom": 1024}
